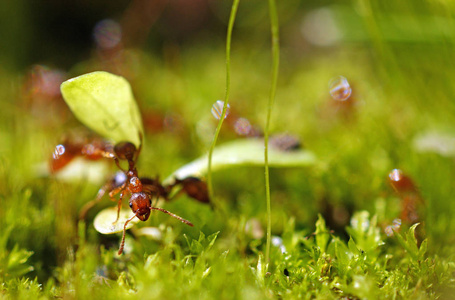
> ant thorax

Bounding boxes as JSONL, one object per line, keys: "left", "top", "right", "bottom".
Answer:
{"left": 128, "top": 176, "right": 142, "bottom": 193}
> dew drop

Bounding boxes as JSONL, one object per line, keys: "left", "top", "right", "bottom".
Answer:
{"left": 385, "top": 226, "right": 394, "bottom": 237}
{"left": 329, "top": 76, "right": 352, "bottom": 101}
{"left": 211, "top": 100, "right": 230, "bottom": 120}
{"left": 234, "top": 118, "right": 252, "bottom": 136}
{"left": 272, "top": 236, "right": 286, "bottom": 253}
{"left": 93, "top": 19, "right": 122, "bottom": 50}
{"left": 392, "top": 218, "right": 402, "bottom": 230}
{"left": 53, "top": 144, "right": 66, "bottom": 159}
{"left": 389, "top": 169, "right": 403, "bottom": 182}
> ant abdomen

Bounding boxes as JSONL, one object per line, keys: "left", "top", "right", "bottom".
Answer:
{"left": 51, "top": 143, "right": 82, "bottom": 172}
{"left": 174, "top": 177, "right": 210, "bottom": 203}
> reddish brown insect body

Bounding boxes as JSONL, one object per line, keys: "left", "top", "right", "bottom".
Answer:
{"left": 172, "top": 177, "right": 210, "bottom": 203}
{"left": 50, "top": 138, "right": 113, "bottom": 173}
{"left": 63, "top": 138, "right": 207, "bottom": 255}
{"left": 52, "top": 135, "right": 210, "bottom": 254}
{"left": 388, "top": 169, "right": 424, "bottom": 225}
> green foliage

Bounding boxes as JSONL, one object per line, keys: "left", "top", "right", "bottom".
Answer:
{"left": 346, "top": 211, "right": 383, "bottom": 255}
{"left": 60, "top": 71, "right": 144, "bottom": 147}
{"left": 166, "top": 138, "right": 316, "bottom": 183}
{"left": 0, "top": 227, "right": 34, "bottom": 280}
{"left": 1, "top": 1, "right": 455, "bottom": 299}
{"left": 184, "top": 231, "right": 219, "bottom": 256}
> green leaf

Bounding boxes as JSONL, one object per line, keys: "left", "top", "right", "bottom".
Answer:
{"left": 251, "top": 253, "right": 266, "bottom": 286}
{"left": 315, "top": 214, "right": 330, "bottom": 252}
{"left": 393, "top": 223, "right": 421, "bottom": 261}
{"left": 405, "top": 223, "right": 420, "bottom": 255}
{"left": 206, "top": 232, "right": 220, "bottom": 251}
{"left": 348, "top": 237, "right": 360, "bottom": 256}
{"left": 6, "top": 245, "right": 34, "bottom": 278}
{"left": 346, "top": 211, "right": 383, "bottom": 254}
{"left": 164, "top": 138, "right": 316, "bottom": 183}
{"left": 418, "top": 239, "right": 428, "bottom": 260}
{"left": 93, "top": 207, "right": 140, "bottom": 234}
{"left": 60, "top": 71, "right": 143, "bottom": 147}
{"left": 331, "top": 238, "right": 350, "bottom": 276}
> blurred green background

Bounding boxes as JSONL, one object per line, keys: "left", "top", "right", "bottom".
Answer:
{"left": 0, "top": 0, "right": 454, "bottom": 298}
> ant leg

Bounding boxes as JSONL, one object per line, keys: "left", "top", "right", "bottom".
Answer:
{"left": 150, "top": 207, "right": 194, "bottom": 227}
{"left": 114, "top": 190, "right": 125, "bottom": 224}
{"left": 79, "top": 180, "right": 114, "bottom": 220}
{"left": 118, "top": 213, "right": 137, "bottom": 255}
{"left": 82, "top": 146, "right": 116, "bottom": 162}
{"left": 133, "top": 132, "right": 143, "bottom": 165}
{"left": 97, "top": 150, "right": 125, "bottom": 171}
{"left": 108, "top": 183, "right": 127, "bottom": 224}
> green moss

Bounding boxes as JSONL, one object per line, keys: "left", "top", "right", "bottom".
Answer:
{"left": 0, "top": 0, "right": 455, "bottom": 299}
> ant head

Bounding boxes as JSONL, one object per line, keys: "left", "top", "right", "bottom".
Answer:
{"left": 114, "top": 142, "right": 137, "bottom": 161}
{"left": 129, "top": 192, "right": 151, "bottom": 221}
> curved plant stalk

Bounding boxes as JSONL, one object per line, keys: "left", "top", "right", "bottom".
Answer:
{"left": 265, "top": 0, "right": 280, "bottom": 266}
{"left": 207, "top": 0, "right": 240, "bottom": 202}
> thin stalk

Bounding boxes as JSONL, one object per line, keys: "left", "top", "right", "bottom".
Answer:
{"left": 265, "top": 0, "right": 280, "bottom": 266}
{"left": 207, "top": 0, "right": 240, "bottom": 202}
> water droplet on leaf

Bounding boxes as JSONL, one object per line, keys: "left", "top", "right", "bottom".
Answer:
{"left": 211, "top": 100, "right": 230, "bottom": 120}
{"left": 329, "top": 76, "right": 352, "bottom": 101}
{"left": 392, "top": 218, "right": 402, "bottom": 229}
{"left": 53, "top": 145, "right": 66, "bottom": 159}
{"left": 389, "top": 169, "right": 403, "bottom": 182}
{"left": 385, "top": 226, "right": 394, "bottom": 237}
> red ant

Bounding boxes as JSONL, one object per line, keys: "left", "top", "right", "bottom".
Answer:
{"left": 50, "top": 137, "right": 113, "bottom": 173}
{"left": 107, "top": 141, "right": 196, "bottom": 254}
{"left": 388, "top": 169, "right": 424, "bottom": 225}
{"left": 52, "top": 137, "right": 209, "bottom": 255}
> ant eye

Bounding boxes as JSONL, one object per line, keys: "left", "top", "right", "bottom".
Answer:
{"left": 129, "top": 203, "right": 133, "bottom": 208}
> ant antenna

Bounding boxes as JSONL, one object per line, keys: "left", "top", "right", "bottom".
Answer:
{"left": 133, "top": 131, "right": 143, "bottom": 165}
{"left": 118, "top": 213, "right": 138, "bottom": 255}
{"left": 150, "top": 207, "right": 194, "bottom": 227}
{"left": 114, "top": 157, "right": 126, "bottom": 172}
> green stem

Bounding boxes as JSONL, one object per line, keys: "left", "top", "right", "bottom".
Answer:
{"left": 265, "top": 0, "right": 280, "bottom": 267}
{"left": 207, "top": 0, "right": 240, "bottom": 202}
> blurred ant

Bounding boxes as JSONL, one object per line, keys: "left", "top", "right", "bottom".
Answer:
{"left": 99, "top": 141, "right": 195, "bottom": 254}
{"left": 388, "top": 169, "right": 424, "bottom": 225}
{"left": 388, "top": 169, "right": 426, "bottom": 243}
{"left": 52, "top": 136, "right": 209, "bottom": 255}
{"left": 50, "top": 137, "right": 113, "bottom": 173}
